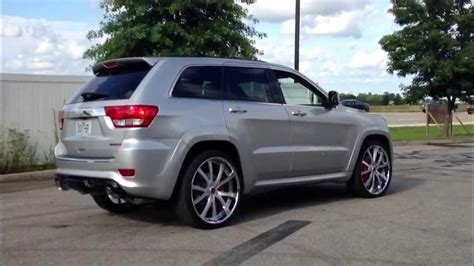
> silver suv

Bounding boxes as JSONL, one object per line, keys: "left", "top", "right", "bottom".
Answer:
{"left": 55, "top": 57, "right": 392, "bottom": 228}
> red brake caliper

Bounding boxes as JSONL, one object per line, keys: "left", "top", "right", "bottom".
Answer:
{"left": 218, "top": 184, "right": 225, "bottom": 192}
{"left": 361, "top": 155, "right": 370, "bottom": 182}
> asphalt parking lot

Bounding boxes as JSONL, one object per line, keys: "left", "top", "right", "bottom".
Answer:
{"left": 1, "top": 143, "right": 473, "bottom": 265}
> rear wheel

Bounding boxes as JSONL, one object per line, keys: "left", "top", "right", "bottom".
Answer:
{"left": 347, "top": 140, "right": 392, "bottom": 198}
{"left": 92, "top": 186, "right": 139, "bottom": 213}
{"left": 175, "top": 150, "right": 242, "bottom": 229}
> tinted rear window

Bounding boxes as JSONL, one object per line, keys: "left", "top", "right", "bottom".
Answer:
{"left": 71, "top": 63, "right": 151, "bottom": 103}
{"left": 172, "top": 66, "right": 222, "bottom": 100}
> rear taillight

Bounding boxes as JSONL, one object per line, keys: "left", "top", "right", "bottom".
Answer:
{"left": 58, "top": 110, "right": 64, "bottom": 130}
{"left": 118, "top": 168, "right": 135, "bottom": 177}
{"left": 104, "top": 105, "right": 158, "bottom": 128}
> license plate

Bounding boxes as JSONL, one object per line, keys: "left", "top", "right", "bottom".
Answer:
{"left": 76, "top": 120, "right": 91, "bottom": 137}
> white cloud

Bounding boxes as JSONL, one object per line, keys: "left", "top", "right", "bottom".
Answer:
{"left": 301, "top": 47, "right": 321, "bottom": 60}
{"left": 1, "top": 20, "right": 23, "bottom": 37}
{"left": 320, "top": 58, "right": 340, "bottom": 77}
{"left": 281, "top": 5, "right": 375, "bottom": 39}
{"left": 1, "top": 16, "right": 95, "bottom": 75}
{"left": 256, "top": 39, "right": 320, "bottom": 73}
{"left": 257, "top": 39, "right": 294, "bottom": 66}
{"left": 299, "top": 60, "right": 312, "bottom": 74}
{"left": 67, "top": 41, "right": 87, "bottom": 60}
{"left": 243, "top": 0, "right": 373, "bottom": 39}
{"left": 35, "top": 39, "right": 55, "bottom": 54}
{"left": 29, "top": 58, "right": 55, "bottom": 70}
{"left": 244, "top": 0, "right": 372, "bottom": 23}
{"left": 347, "top": 49, "right": 387, "bottom": 70}
{"left": 5, "top": 58, "right": 24, "bottom": 70}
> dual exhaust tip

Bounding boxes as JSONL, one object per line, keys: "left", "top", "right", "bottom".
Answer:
{"left": 55, "top": 177, "right": 69, "bottom": 191}
{"left": 55, "top": 176, "right": 121, "bottom": 196}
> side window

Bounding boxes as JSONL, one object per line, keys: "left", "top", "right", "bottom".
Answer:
{"left": 172, "top": 66, "right": 222, "bottom": 99}
{"left": 273, "top": 70, "right": 323, "bottom": 106}
{"left": 225, "top": 67, "right": 274, "bottom": 103}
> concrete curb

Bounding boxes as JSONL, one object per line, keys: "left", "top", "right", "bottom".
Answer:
{"left": 0, "top": 169, "right": 55, "bottom": 183}
{"left": 0, "top": 138, "right": 472, "bottom": 183}
{"left": 393, "top": 138, "right": 474, "bottom": 146}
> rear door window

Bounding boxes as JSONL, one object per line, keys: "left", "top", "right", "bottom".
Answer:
{"left": 225, "top": 67, "right": 274, "bottom": 103}
{"left": 71, "top": 63, "right": 151, "bottom": 103}
{"left": 172, "top": 66, "right": 222, "bottom": 99}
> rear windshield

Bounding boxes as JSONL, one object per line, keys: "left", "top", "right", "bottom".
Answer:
{"left": 71, "top": 63, "right": 151, "bottom": 103}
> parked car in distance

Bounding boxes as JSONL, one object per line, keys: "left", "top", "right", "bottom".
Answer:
{"left": 467, "top": 105, "right": 474, "bottom": 114}
{"left": 340, "top": 99, "right": 370, "bottom": 112}
{"left": 55, "top": 57, "right": 392, "bottom": 229}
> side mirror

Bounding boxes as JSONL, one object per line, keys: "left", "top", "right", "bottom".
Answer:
{"left": 327, "top": 91, "right": 339, "bottom": 109}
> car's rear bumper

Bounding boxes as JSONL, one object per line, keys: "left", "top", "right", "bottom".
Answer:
{"left": 55, "top": 138, "right": 188, "bottom": 200}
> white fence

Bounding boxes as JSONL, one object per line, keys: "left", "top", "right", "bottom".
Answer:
{"left": 1, "top": 73, "right": 90, "bottom": 160}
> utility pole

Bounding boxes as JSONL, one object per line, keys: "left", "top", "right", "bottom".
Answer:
{"left": 294, "top": 0, "right": 300, "bottom": 70}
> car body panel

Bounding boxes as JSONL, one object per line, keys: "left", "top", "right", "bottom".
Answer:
{"left": 283, "top": 105, "right": 354, "bottom": 176}
{"left": 223, "top": 100, "right": 292, "bottom": 185}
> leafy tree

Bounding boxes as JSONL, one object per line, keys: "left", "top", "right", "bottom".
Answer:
{"left": 84, "top": 0, "right": 266, "bottom": 63}
{"left": 339, "top": 93, "right": 357, "bottom": 100}
{"left": 394, "top": 93, "right": 403, "bottom": 105}
{"left": 380, "top": 0, "right": 473, "bottom": 112}
{"left": 357, "top": 93, "right": 385, "bottom": 105}
{"left": 382, "top": 92, "right": 391, "bottom": 105}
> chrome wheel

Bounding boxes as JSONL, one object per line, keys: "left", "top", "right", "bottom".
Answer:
{"left": 191, "top": 157, "right": 240, "bottom": 224}
{"left": 360, "top": 145, "right": 391, "bottom": 195}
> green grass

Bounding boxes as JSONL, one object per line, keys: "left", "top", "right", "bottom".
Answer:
{"left": 371, "top": 104, "right": 468, "bottom": 113}
{"left": 389, "top": 124, "right": 474, "bottom": 141}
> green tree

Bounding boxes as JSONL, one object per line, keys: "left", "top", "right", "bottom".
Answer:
{"left": 382, "top": 92, "right": 391, "bottom": 105}
{"left": 394, "top": 93, "right": 403, "bottom": 105}
{"left": 380, "top": 0, "right": 473, "bottom": 112}
{"left": 339, "top": 93, "right": 357, "bottom": 100}
{"left": 84, "top": 0, "right": 266, "bottom": 63}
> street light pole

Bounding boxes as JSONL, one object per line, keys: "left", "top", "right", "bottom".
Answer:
{"left": 294, "top": 0, "right": 300, "bottom": 70}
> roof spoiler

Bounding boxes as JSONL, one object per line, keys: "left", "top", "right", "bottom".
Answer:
{"left": 92, "top": 57, "right": 159, "bottom": 75}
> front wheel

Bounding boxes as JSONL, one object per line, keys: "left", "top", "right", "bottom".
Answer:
{"left": 347, "top": 140, "right": 392, "bottom": 198}
{"left": 175, "top": 150, "right": 242, "bottom": 229}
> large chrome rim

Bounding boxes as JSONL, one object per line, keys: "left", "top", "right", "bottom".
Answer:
{"left": 360, "top": 145, "right": 391, "bottom": 195}
{"left": 191, "top": 157, "right": 240, "bottom": 224}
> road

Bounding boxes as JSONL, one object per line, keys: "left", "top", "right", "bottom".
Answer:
{"left": 377, "top": 112, "right": 473, "bottom": 127}
{"left": 1, "top": 143, "right": 473, "bottom": 265}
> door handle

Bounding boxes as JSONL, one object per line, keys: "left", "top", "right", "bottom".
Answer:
{"left": 291, "top": 110, "right": 307, "bottom": 117}
{"left": 228, "top": 107, "right": 247, "bottom": 114}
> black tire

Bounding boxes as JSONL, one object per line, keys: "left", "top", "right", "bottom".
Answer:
{"left": 92, "top": 193, "right": 139, "bottom": 213}
{"left": 175, "top": 150, "right": 242, "bottom": 229}
{"left": 347, "top": 139, "right": 392, "bottom": 198}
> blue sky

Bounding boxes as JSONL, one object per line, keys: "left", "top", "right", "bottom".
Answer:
{"left": 1, "top": 0, "right": 412, "bottom": 94}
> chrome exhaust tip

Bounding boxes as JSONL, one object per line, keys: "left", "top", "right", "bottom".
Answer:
{"left": 55, "top": 177, "right": 69, "bottom": 191}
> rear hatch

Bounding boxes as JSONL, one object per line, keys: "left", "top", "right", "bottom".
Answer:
{"left": 59, "top": 58, "right": 157, "bottom": 159}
